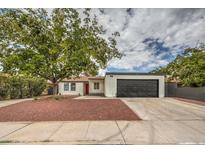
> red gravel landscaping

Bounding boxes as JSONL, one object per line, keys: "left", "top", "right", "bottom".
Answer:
{"left": 0, "top": 96, "right": 140, "bottom": 121}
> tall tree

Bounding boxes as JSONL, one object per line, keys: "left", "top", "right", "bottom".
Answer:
{"left": 0, "top": 9, "right": 122, "bottom": 94}
{"left": 152, "top": 44, "right": 205, "bottom": 87}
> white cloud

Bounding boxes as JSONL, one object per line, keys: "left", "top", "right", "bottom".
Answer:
{"left": 87, "top": 9, "right": 205, "bottom": 72}
{"left": 108, "top": 50, "right": 152, "bottom": 70}
{"left": 46, "top": 9, "right": 205, "bottom": 74}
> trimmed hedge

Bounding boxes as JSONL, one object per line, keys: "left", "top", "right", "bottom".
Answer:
{"left": 0, "top": 74, "right": 47, "bottom": 100}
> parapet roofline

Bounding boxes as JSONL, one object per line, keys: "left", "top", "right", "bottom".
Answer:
{"left": 105, "top": 72, "right": 164, "bottom": 76}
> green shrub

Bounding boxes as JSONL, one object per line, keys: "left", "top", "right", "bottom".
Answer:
{"left": 0, "top": 84, "right": 10, "bottom": 100}
{"left": 9, "top": 75, "right": 30, "bottom": 99}
{"left": 9, "top": 76, "right": 25, "bottom": 99}
{"left": 0, "top": 87, "right": 8, "bottom": 100}
{"left": 27, "top": 77, "right": 47, "bottom": 97}
{"left": 0, "top": 74, "right": 10, "bottom": 100}
{"left": 0, "top": 74, "right": 47, "bottom": 100}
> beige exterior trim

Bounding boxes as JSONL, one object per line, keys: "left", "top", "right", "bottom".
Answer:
{"left": 89, "top": 80, "right": 104, "bottom": 95}
{"left": 58, "top": 82, "right": 84, "bottom": 96}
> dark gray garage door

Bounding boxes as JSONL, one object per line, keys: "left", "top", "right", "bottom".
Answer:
{"left": 117, "top": 79, "right": 159, "bottom": 97}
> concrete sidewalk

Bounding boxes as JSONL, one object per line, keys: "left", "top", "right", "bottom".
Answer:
{"left": 1, "top": 120, "right": 205, "bottom": 144}
{"left": 0, "top": 98, "right": 33, "bottom": 108}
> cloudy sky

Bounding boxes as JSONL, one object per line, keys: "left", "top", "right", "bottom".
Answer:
{"left": 85, "top": 9, "right": 205, "bottom": 75}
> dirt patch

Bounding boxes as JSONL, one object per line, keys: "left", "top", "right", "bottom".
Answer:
{"left": 0, "top": 96, "right": 140, "bottom": 121}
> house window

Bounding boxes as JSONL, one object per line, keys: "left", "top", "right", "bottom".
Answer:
{"left": 71, "top": 83, "right": 76, "bottom": 91}
{"left": 64, "top": 83, "right": 69, "bottom": 91}
{"left": 94, "top": 82, "right": 100, "bottom": 90}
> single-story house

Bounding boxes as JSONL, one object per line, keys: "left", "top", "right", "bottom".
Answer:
{"left": 58, "top": 72, "right": 165, "bottom": 97}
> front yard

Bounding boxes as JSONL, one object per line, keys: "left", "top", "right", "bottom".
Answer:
{"left": 1, "top": 97, "right": 205, "bottom": 144}
{"left": 0, "top": 96, "right": 140, "bottom": 122}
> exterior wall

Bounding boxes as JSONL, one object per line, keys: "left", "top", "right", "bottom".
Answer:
{"left": 58, "top": 82, "right": 84, "bottom": 96}
{"left": 105, "top": 74, "right": 165, "bottom": 97}
{"left": 89, "top": 80, "right": 104, "bottom": 95}
{"left": 165, "top": 82, "right": 205, "bottom": 101}
{"left": 165, "top": 82, "right": 177, "bottom": 97}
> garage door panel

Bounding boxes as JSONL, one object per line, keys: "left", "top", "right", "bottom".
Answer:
{"left": 117, "top": 79, "right": 158, "bottom": 97}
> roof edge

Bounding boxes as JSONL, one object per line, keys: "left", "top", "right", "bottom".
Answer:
{"left": 105, "top": 72, "right": 165, "bottom": 76}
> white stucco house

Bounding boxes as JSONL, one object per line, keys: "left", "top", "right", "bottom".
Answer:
{"left": 58, "top": 72, "right": 165, "bottom": 97}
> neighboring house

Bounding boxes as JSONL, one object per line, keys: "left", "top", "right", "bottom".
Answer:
{"left": 58, "top": 72, "right": 165, "bottom": 97}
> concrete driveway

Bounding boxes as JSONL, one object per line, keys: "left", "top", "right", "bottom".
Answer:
{"left": 1, "top": 97, "right": 205, "bottom": 144}
{"left": 122, "top": 98, "right": 205, "bottom": 144}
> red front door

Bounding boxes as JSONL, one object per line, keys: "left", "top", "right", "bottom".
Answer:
{"left": 85, "top": 83, "right": 89, "bottom": 95}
